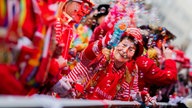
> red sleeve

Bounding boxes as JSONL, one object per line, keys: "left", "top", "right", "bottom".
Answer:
{"left": 80, "top": 31, "right": 111, "bottom": 66}
{"left": 89, "top": 21, "right": 113, "bottom": 44}
{"left": 99, "top": 21, "right": 113, "bottom": 34}
{"left": 136, "top": 56, "right": 177, "bottom": 87}
{"left": 89, "top": 26, "right": 102, "bottom": 44}
{"left": 49, "top": 59, "right": 60, "bottom": 77}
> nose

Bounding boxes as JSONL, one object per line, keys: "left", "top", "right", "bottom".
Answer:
{"left": 122, "top": 47, "right": 129, "bottom": 54}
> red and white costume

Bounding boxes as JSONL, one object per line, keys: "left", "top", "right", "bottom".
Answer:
{"left": 135, "top": 56, "right": 177, "bottom": 91}
{"left": 52, "top": 31, "right": 140, "bottom": 100}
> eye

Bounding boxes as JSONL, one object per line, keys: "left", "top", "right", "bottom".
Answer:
{"left": 82, "top": 3, "right": 91, "bottom": 13}
{"left": 129, "top": 47, "right": 136, "bottom": 52}
{"left": 122, "top": 43, "right": 127, "bottom": 47}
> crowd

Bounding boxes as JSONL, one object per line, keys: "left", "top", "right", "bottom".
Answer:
{"left": 0, "top": 0, "right": 191, "bottom": 107}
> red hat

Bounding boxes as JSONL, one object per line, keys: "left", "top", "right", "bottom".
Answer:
{"left": 122, "top": 28, "right": 144, "bottom": 57}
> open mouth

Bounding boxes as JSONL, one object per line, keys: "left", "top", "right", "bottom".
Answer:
{"left": 118, "top": 51, "right": 128, "bottom": 59}
{"left": 121, "top": 54, "right": 127, "bottom": 59}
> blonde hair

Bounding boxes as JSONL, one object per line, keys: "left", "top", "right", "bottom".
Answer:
{"left": 147, "top": 47, "right": 160, "bottom": 66}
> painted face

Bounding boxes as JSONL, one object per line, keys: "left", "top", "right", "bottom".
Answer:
{"left": 114, "top": 38, "right": 136, "bottom": 63}
{"left": 65, "top": 2, "right": 92, "bottom": 23}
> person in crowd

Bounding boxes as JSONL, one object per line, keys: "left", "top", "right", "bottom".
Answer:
{"left": 93, "top": 4, "right": 110, "bottom": 30}
{"left": 0, "top": 0, "right": 58, "bottom": 95}
{"left": 47, "top": 0, "right": 129, "bottom": 93}
{"left": 38, "top": 0, "right": 95, "bottom": 94}
{"left": 51, "top": 20, "right": 145, "bottom": 101}
{"left": 133, "top": 25, "right": 178, "bottom": 103}
{"left": 68, "top": 14, "right": 95, "bottom": 71}
{"left": 89, "top": 4, "right": 110, "bottom": 43}
{"left": 89, "top": 22, "right": 177, "bottom": 99}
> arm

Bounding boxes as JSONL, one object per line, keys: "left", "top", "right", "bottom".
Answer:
{"left": 136, "top": 56, "right": 177, "bottom": 86}
{"left": 80, "top": 31, "right": 111, "bottom": 66}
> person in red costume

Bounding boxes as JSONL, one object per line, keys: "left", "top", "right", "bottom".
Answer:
{"left": 89, "top": 4, "right": 110, "bottom": 43}
{"left": 87, "top": 10, "right": 177, "bottom": 102}
{"left": 42, "top": 0, "right": 94, "bottom": 94}
{"left": 132, "top": 25, "right": 177, "bottom": 104}
{"left": 51, "top": 20, "right": 144, "bottom": 100}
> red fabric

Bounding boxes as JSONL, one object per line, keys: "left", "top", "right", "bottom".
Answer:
{"left": 83, "top": 32, "right": 110, "bottom": 61}
{"left": 46, "top": 58, "right": 62, "bottom": 87}
{"left": 36, "top": 1, "right": 56, "bottom": 25}
{"left": 22, "top": 0, "right": 37, "bottom": 40}
{"left": 19, "top": 64, "right": 35, "bottom": 85}
{"left": 86, "top": 62, "right": 125, "bottom": 100}
{"left": 49, "top": 59, "right": 60, "bottom": 77}
{"left": 135, "top": 56, "right": 177, "bottom": 90}
{"left": 140, "top": 90, "right": 148, "bottom": 102}
{"left": 54, "top": 19, "right": 74, "bottom": 60}
{"left": 89, "top": 21, "right": 111, "bottom": 43}
{"left": 61, "top": 28, "right": 73, "bottom": 59}
{"left": 182, "top": 57, "right": 190, "bottom": 68}
{"left": 16, "top": 46, "right": 38, "bottom": 66}
{"left": 74, "top": 83, "right": 84, "bottom": 93}
{"left": 35, "top": 57, "right": 50, "bottom": 85}
{"left": 17, "top": 46, "right": 39, "bottom": 85}
{"left": 27, "top": 88, "right": 39, "bottom": 96}
{"left": 173, "top": 50, "right": 185, "bottom": 63}
{"left": 0, "top": 64, "right": 27, "bottom": 95}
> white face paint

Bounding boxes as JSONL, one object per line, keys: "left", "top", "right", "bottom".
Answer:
{"left": 65, "top": 2, "right": 91, "bottom": 23}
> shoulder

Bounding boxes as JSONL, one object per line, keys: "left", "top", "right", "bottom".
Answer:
{"left": 135, "top": 56, "right": 156, "bottom": 69}
{"left": 136, "top": 56, "right": 153, "bottom": 64}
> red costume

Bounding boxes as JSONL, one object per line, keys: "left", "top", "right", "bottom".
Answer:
{"left": 67, "top": 33, "right": 139, "bottom": 100}
{"left": 0, "top": 64, "right": 27, "bottom": 95}
{"left": 0, "top": 0, "right": 57, "bottom": 95}
{"left": 44, "top": 0, "right": 94, "bottom": 92}
{"left": 135, "top": 56, "right": 177, "bottom": 91}
{"left": 52, "top": 28, "right": 144, "bottom": 100}
{"left": 136, "top": 25, "right": 178, "bottom": 92}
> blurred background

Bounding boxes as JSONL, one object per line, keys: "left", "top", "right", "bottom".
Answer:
{"left": 92, "top": 0, "right": 192, "bottom": 60}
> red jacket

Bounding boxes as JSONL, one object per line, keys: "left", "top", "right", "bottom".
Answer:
{"left": 65, "top": 32, "right": 139, "bottom": 100}
{"left": 135, "top": 56, "right": 177, "bottom": 91}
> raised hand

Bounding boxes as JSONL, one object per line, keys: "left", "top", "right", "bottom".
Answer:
{"left": 162, "top": 43, "right": 173, "bottom": 60}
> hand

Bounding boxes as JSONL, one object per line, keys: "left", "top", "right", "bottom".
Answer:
{"left": 51, "top": 77, "right": 73, "bottom": 97}
{"left": 162, "top": 44, "right": 173, "bottom": 59}
{"left": 56, "top": 56, "right": 67, "bottom": 68}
